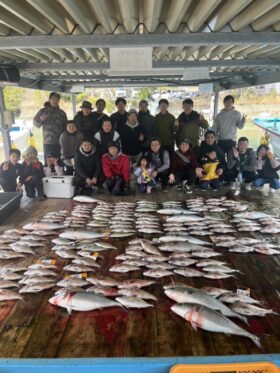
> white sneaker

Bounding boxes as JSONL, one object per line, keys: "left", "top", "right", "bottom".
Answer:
{"left": 184, "top": 183, "right": 192, "bottom": 194}
{"left": 146, "top": 186, "right": 152, "bottom": 194}
{"left": 230, "top": 182, "right": 236, "bottom": 190}
{"left": 245, "top": 183, "right": 251, "bottom": 191}
{"left": 270, "top": 188, "right": 276, "bottom": 194}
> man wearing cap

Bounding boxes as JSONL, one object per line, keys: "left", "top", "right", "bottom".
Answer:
{"left": 74, "top": 101, "right": 99, "bottom": 141}
{"left": 34, "top": 92, "right": 67, "bottom": 160}
{"left": 110, "top": 97, "right": 128, "bottom": 130}
{"left": 117, "top": 108, "right": 145, "bottom": 165}
{"left": 138, "top": 100, "right": 156, "bottom": 151}
{"left": 102, "top": 141, "right": 130, "bottom": 196}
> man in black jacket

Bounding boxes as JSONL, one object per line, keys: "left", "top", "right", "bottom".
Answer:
{"left": 138, "top": 100, "right": 156, "bottom": 151}
{"left": 110, "top": 97, "right": 128, "bottom": 130}
{"left": 74, "top": 101, "right": 99, "bottom": 141}
{"left": 91, "top": 99, "right": 110, "bottom": 130}
{"left": 74, "top": 140, "right": 102, "bottom": 195}
{"left": 117, "top": 109, "right": 145, "bottom": 165}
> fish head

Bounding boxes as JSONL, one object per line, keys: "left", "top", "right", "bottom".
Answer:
{"left": 49, "top": 292, "right": 71, "bottom": 306}
{"left": 171, "top": 303, "right": 193, "bottom": 318}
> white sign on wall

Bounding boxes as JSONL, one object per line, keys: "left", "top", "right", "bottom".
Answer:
{"left": 109, "top": 47, "right": 153, "bottom": 72}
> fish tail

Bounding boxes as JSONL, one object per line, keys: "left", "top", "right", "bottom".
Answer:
{"left": 250, "top": 334, "right": 263, "bottom": 350}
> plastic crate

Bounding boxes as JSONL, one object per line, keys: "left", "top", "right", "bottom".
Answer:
{"left": 170, "top": 362, "right": 280, "bottom": 373}
{"left": 0, "top": 192, "right": 21, "bottom": 225}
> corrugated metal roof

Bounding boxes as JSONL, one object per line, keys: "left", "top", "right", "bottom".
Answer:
{"left": 0, "top": 0, "right": 280, "bottom": 90}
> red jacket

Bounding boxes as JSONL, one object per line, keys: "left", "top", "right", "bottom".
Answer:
{"left": 102, "top": 153, "right": 130, "bottom": 182}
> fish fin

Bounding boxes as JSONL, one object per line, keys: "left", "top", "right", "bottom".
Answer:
{"left": 239, "top": 315, "right": 249, "bottom": 325}
{"left": 66, "top": 306, "right": 72, "bottom": 315}
{"left": 191, "top": 321, "right": 198, "bottom": 331}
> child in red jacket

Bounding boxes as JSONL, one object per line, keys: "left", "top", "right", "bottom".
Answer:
{"left": 102, "top": 141, "right": 130, "bottom": 195}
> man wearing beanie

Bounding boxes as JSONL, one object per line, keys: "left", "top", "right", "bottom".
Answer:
{"left": 102, "top": 141, "right": 130, "bottom": 196}
{"left": 74, "top": 101, "right": 100, "bottom": 141}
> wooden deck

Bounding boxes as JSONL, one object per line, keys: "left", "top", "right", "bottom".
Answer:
{"left": 0, "top": 186, "right": 279, "bottom": 358}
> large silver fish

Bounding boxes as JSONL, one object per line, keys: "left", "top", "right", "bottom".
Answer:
{"left": 19, "top": 282, "right": 56, "bottom": 293}
{"left": 49, "top": 292, "right": 121, "bottom": 313}
{"left": 60, "top": 230, "right": 107, "bottom": 240}
{"left": 73, "top": 195, "right": 103, "bottom": 203}
{"left": 23, "top": 222, "right": 66, "bottom": 231}
{"left": 231, "top": 302, "right": 278, "bottom": 317}
{"left": 116, "top": 296, "right": 153, "bottom": 308}
{"left": 171, "top": 303, "right": 261, "bottom": 348}
{"left": 233, "top": 211, "right": 273, "bottom": 220}
{"left": 165, "top": 287, "right": 247, "bottom": 322}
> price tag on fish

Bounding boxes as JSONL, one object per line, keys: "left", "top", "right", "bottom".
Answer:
{"left": 36, "top": 259, "right": 57, "bottom": 265}
{"left": 65, "top": 273, "right": 87, "bottom": 279}
{"left": 237, "top": 286, "right": 250, "bottom": 298}
{"left": 91, "top": 252, "right": 99, "bottom": 260}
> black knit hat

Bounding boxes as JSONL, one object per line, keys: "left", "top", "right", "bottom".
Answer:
{"left": 107, "top": 141, "right": 120, "bottom": 150}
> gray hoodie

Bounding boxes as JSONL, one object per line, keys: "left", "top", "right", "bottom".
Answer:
{"left": 212, "top": 108, "right": 245, "bottom": 141}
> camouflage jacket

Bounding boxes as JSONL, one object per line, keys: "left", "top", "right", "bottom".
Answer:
{"left": 33, "top": 106, "right": 67, "bottom": 145}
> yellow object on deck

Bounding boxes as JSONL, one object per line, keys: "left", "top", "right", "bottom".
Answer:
{"left": 261, "top": 131, "right": 271, "bottom": 146}
{"left": 170, "top": 362, "right": 280, "bottom": 373}
{"left": 28, "top": 131, "right": 37, "bottom": 148}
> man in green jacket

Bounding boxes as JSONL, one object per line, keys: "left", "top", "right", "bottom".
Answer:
{"left": 155, "top": 99, "right": 176, "bottom": 156}
{"left": 175, "top": 98, "right": 208, "bottom": 148}
{"left": 33, "top": 92, "right": 67, "bottom": 160}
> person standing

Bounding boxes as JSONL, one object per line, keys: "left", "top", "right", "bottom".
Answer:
{"left": 175, "top": 98, "right": 208, "bottom": 148}
{"left": 91, "top": 99, "right": 110, "bottom": 130}
{"left": 212, "top": 95, "right": 246, "bottom": 157}
{"left": 33, "top": 92, "right": 67, "bottom": 160}
{"left": 138, "top": 100, "right": 156, "bottom": 151}
{"left": 74, "top": 101, "right": 99, "bottom": 141}
{"left": 117, "top": 109, "right": 145, "bottom": 165}
{"left": 110, "top": 97, "right": 128, "bottom": 130}
{"left": 154, "top": 99, "right": 176, "bottom": 156}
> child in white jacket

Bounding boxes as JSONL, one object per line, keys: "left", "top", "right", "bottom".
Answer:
{"left": 134, "top": 156, "right": 156, "bottom": 194}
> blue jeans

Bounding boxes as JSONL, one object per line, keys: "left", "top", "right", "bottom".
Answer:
{"left": 200, "top": 179, "right": 220, "bottom": 190}
{"left": 253, "top": 178, "right": 280, "bottom": 189}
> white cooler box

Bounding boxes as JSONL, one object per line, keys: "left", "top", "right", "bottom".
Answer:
{"left": 43, "top": 176, "right": 75, "bottom": 198}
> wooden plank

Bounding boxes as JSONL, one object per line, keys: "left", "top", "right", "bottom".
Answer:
{"left": 0, "top": 190, "right": 279, "bottom": 358}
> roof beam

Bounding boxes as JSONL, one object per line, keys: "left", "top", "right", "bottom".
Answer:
{"left": 1, "top": 32, "right": 280, "bottom": 49}
{"left": 16, "top": 59, "right": 280, "bottom": 72}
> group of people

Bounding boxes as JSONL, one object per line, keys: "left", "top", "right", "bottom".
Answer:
{"left": 0, "top": 92, "right": 279, "bottom": 199}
